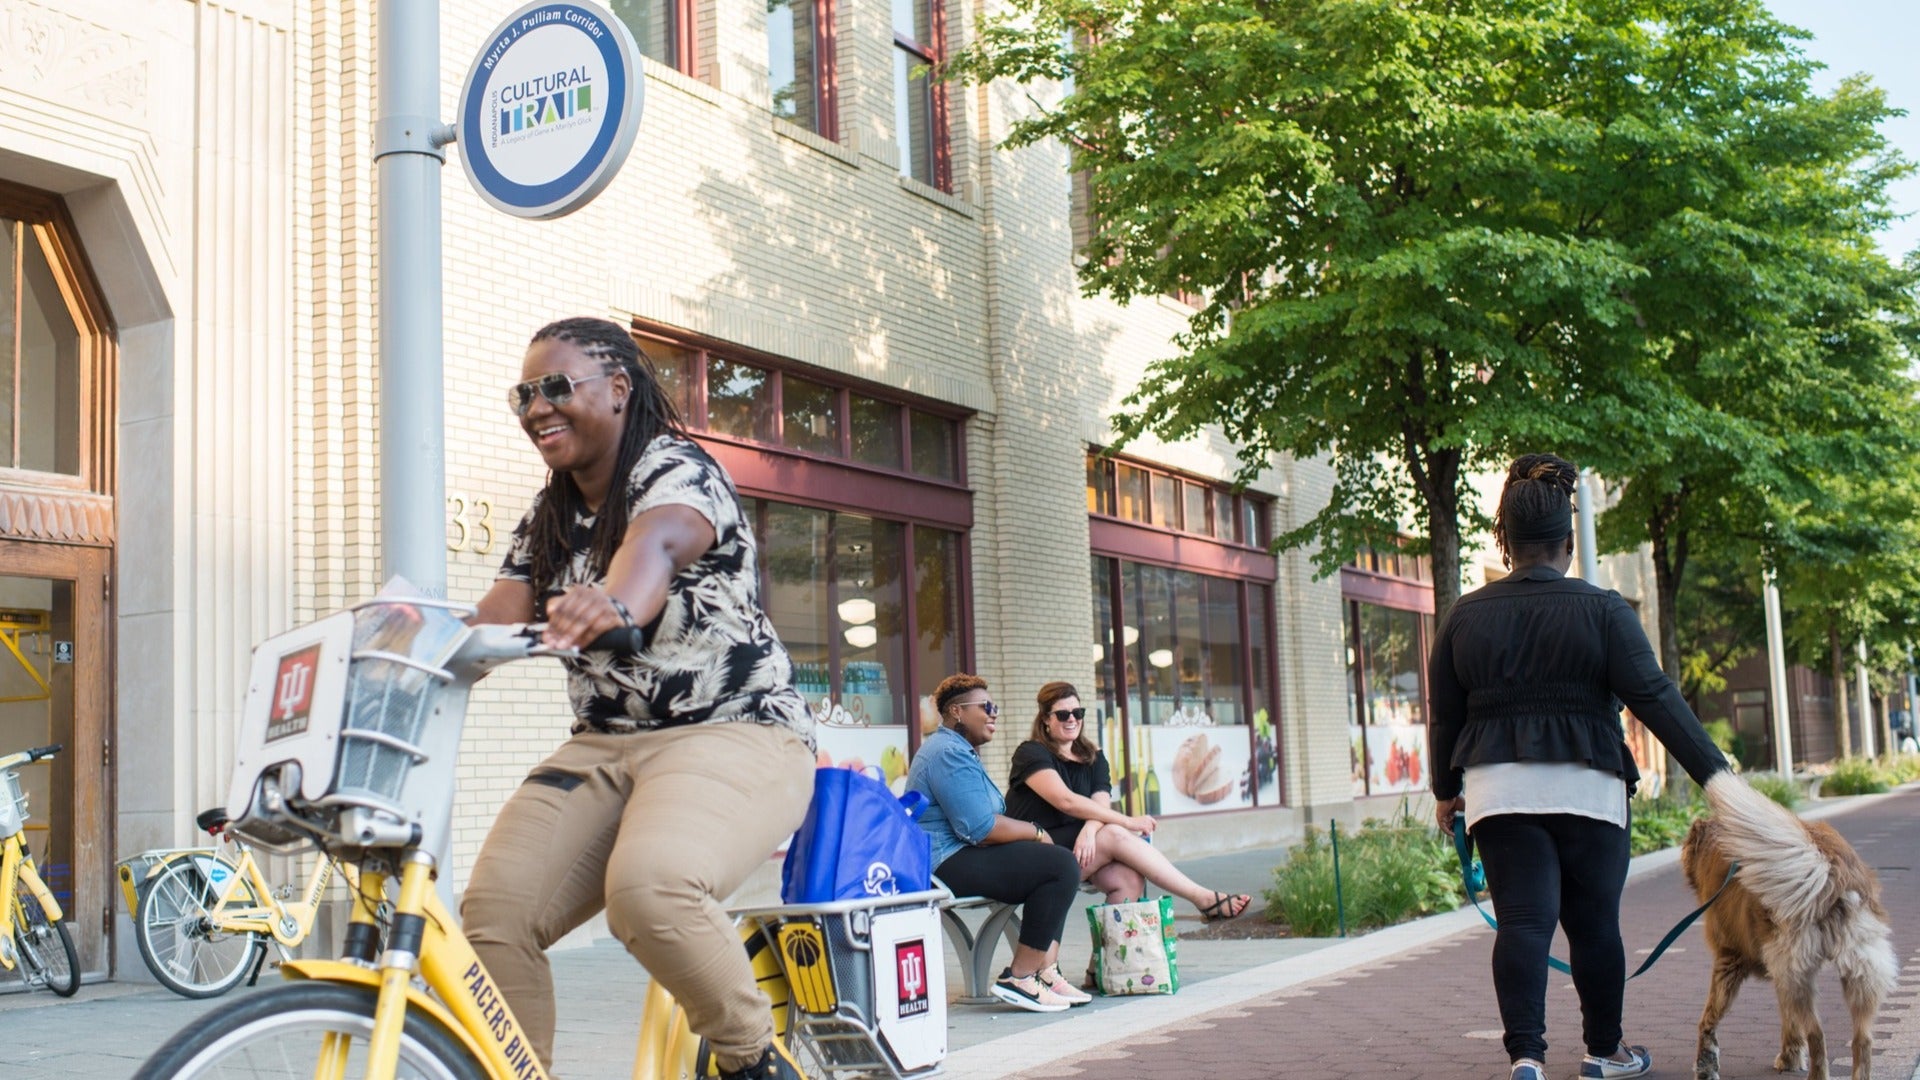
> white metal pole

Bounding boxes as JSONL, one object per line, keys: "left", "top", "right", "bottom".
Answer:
{"left": 1576, "top": 472, "right": 1600, "bottom": 583}
{"left": 376, "top": 1, "right": 449, "bottom": 597}
{"left": 1763, "top": 566, "right": 1794, "bottom": 781}
{"left": 1855, "top": 635, "right": 1875, "bottom": 758}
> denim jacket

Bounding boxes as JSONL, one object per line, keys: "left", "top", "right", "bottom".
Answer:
{"left": 905, "top": 725, "right": 1004, "bottom": 869}
{"left": 1427, "top": 565, "right": 1727, "bottom": 801}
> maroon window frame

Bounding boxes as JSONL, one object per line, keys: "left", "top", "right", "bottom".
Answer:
{"left": 629, "top": 323, "right": 977, "bottom": 752}
{"left": 814, "top": 0, "right": 840, "bottom": 141}
{"left": 1086, "top": 449, "right": 1270, "bottom": 549}
{"left": 1087, "top": 452, "right": 1283, "bottom": 813}
{"left": 894, "top": 0, "right": 950, "bottom": 190}
{"left": 1341, "top": 537, "right": 1436, "bottom": 798}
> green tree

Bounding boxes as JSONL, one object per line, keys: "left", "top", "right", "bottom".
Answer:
{"left": 951, "top": 0, "right": 1911, "bottom": 619}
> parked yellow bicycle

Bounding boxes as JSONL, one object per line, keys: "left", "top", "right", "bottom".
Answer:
{"left": 133, "top": 592, "right": 947, "bottom": 1080}
{"left": 1, "top": 742, "right": 78, "bottom": 997}
{"left": 119, "top": 809, "right": 344, "bottom": 998}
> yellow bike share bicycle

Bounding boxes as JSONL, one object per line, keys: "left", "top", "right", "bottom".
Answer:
{"left": 119, "top": 809, "right": 346, "bottom": 998}
{"left": 1, "top": 742, "right": 78, "bottom": 996}
{"left": 134, "top": 592, "right": 948, "bottom": 1080}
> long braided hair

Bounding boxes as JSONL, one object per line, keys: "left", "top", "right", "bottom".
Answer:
{"left": 523, "top": 317, "right": 685, "bottom": 591}
{"left": 1493, "top": 453, "right": 1578, "bottom": 567}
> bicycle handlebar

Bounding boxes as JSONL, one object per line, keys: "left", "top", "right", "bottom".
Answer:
{"left": 584, "top": 624, "right": 647, "bottom": 655}
{"left": 26, "top": 744, "right": 61, "bottom": 762}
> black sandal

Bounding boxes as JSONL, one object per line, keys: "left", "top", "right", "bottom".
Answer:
{"left": 1199, "top": 891, "right": 1250, "bottom": 921}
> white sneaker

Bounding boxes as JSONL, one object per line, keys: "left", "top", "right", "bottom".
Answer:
{"left": 1037, "top": 964, "right": 1092, "bottom": 1006}
{"left": 1581, "top": 1044, "right": 1652, "bottom": 1080}
{"left": 990, "top": 967, "right": 1071, "bottom": 1013}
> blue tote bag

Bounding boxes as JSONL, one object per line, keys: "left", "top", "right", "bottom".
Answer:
{"left": 781, "top": 767, "right": 932, "bottom": 903}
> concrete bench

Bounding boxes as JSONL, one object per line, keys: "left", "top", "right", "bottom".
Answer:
{"left": 932, "top": 877, "right": 1111, "bottom": 1004}
{"left": 932, "top": 885, "right": 1022, "bottom": 1005}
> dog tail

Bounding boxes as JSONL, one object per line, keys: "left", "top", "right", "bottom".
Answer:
{"left": 1702, "top": 772, "right": 1831, "bottom": 927}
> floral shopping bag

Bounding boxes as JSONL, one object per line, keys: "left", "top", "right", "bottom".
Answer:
{"left": 1085, "top": 895, "right": 1179, "bottom": 996}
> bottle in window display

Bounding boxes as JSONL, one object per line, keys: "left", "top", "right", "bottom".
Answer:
{"left": 1142, "top": 728, "right": 1162, "bottom": 815}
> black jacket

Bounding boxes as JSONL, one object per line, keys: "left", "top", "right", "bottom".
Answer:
{"left": 1426, "top": 565, "right": 1726, "bottom": 801}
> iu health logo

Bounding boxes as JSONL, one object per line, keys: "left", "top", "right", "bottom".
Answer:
{"left": 265, "top": 645, "right": 321, "bottom": 743}
{"left": 895, "top": 939, "right": 929, "bottom": 1018}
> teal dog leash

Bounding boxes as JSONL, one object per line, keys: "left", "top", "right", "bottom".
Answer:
{"left": 1452, "top": 816, "right": 1737, "bottom": 979}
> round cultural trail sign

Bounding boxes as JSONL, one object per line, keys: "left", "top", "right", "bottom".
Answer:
{"left": 457, "top": 0, "right": 642, "bottom": 219}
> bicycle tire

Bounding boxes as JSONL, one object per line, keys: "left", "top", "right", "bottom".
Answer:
{"left": 135, "top": 857, "right": 268, "bottom": 999}
{"left": 133, "top": 982, "right": 488, "bottom": 1080}
{"left": 14, "top": 896, "right": 80, "bottom": 996}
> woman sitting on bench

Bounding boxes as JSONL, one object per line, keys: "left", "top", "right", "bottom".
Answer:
{"left": 1006, "top": 681, "right": 1250, "bottom": 922}
{"left": 905, "top": 674, "right": 1089, "bottom": 1013}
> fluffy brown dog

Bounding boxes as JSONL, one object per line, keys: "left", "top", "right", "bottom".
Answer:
{"left": 1683, "top": 774, "right": 1896, "bottom": 1080}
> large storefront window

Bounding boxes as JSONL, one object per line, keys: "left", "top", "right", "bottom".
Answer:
{"left": 751, "top": 507, "right": 964, "bottom": 790}
{"left": 634, "top": 323, "right": 974, "bottom": 791}
{"left": 1088, "top": 494, "right": 1281, "bottom": 817}
{"left": 1341, "top": 542, "right": 1435, "bottom": 797}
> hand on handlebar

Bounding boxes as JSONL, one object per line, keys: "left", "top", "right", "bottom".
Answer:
{"left": 541, "top": 585, "right": 646, "bottom": 654}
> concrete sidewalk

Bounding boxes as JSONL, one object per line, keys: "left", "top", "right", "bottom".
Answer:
{"left": 0, "top": 841, "right": 1302, "bottom": 1078}
{"left": 4, "top": 794, "right": 1914, "bottom": 1080}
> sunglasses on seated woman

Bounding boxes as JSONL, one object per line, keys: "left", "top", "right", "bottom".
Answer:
{"left": 1051, "top": 708, "right": 1086, "bottom": 722}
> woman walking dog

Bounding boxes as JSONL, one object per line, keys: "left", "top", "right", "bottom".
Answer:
{"left": 1428, "top": 453, "right": 1729, "bottom": 1080}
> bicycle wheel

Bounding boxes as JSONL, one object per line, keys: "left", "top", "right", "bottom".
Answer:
{"left": 135, "top": 857, "right": 268, "bottom": 999}
{"left": 134, "top": 982, "right": 488, "bottom": 1080}
{"left": 13, "top": 896, "right": 80, "bottom": 996}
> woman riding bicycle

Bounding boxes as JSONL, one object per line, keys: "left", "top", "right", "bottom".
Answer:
{"left": 466, "top": 316, "right": 816, "bottom": 1080}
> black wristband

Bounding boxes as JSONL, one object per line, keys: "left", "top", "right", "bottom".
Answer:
{"left": 606, "top": 595, "right": 636, "bottom": 628}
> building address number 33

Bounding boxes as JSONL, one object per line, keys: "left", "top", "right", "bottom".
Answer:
{"left": 447, "top": 493, "right": 497, "bottom": 556}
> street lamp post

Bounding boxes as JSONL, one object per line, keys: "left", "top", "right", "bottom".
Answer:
{"left": 1576, "top": 472, "right": 1600, "bottom": 583}
{"left": 375, "top": 1, "right": 451, "bottom": 597}
{"left": 1763, "top": 565, "right": 1794, "bottom": 781}
{"left": 1855, "top": 636, "right": 1875, "bottom": 758}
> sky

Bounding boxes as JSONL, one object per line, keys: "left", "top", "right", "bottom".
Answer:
{"left": 1764, "top": 0, "right": 1919, "bottom": 262}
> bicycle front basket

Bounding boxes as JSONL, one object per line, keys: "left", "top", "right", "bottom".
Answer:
{"left": 0, "top": 768, "right": 25, "bottom": 839}
{"left": 329, "top": 600, "right": 468, "bottom": 810}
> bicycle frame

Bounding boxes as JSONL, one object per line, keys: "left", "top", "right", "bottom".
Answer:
{"left": 121, "top": 842, "right": 337, "bottom": 950}
{"left": 1, "top": 832, "right": 65, "bottom": 973}
{"left": 1, "top": 748, "right": 65, "bottom": 976}
{"left": 204, "top": 843, "right": 335, "bottom": 947}
{"left": 279, "top": 856, "right": 723, "bottom": 1080}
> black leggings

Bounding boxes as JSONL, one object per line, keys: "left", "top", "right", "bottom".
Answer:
{"left": 1472, "top": 812, "right": 1631, "bottom": 1064}
{"left": 935, "top": 841, "right": 1082, "bottom": 953}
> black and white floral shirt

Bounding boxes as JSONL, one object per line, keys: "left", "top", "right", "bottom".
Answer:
{"left": 499, "top": 435, "right": 815, "bottom": 747}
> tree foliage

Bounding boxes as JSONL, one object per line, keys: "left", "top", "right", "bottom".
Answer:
{"left": 951, "top": 0, "right": 1917, "bottom": 623}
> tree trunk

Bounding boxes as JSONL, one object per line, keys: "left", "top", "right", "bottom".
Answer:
{"left": 1829, "top": 623, "right": 1852, "bottom": 760}
{"left": 1878, "top": 688, "right": 1893, "bottom": 761}
{"left": 1413, "top": 446, "right": 1463, "bottom": 620}
{"left": 1650, "top": 527, "right": 1683, "bottom": 683}
{"left": 1645, "top": 491, "right": 1687, "bottom": 681}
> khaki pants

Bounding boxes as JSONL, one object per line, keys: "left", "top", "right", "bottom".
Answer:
{"left": 461, "top": 722, "right": 814, "bottom": 1072}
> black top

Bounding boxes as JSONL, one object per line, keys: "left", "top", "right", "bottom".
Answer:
{"left": 1426, "top": 565, "right": 1727, "bottom": 801}
{"left": 1005, "top": 740, "right": 1113, "bottom": 832}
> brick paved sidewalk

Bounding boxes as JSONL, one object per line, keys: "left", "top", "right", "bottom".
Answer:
{"left": 972, "top": 787, "right": 1920, "bottom": 1080}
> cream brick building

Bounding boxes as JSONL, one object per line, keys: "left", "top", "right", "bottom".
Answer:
{"left": 0, "top": 0, "right": 1661, "bottom": 982}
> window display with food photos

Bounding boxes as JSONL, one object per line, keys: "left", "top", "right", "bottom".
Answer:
{"left": 1342, "top": 593, "right": 1435, "bottom": 797}
{"left": 1088, "top": 550, "right": 1279, "bottom": 816}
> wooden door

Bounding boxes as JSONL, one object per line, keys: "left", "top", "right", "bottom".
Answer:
{"left": 0, "top": 538, "right": 110, "bottom": 979}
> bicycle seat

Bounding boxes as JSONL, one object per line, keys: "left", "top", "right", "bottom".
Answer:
{"left": 196, "top": 807, "right": 231, "bottom": 835}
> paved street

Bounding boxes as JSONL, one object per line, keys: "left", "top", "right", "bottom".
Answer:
{"left": 3, "top": 788, "right": 1915, "bottom": 1080}
{"left": 965, "top": 786, "right": 1920, "bottom": 1080}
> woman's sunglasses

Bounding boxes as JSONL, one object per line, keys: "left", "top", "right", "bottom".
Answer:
{"left": 1051, "top": 707, "right": 1086, "bottom": 722}
{"left": 508, "top": 370, "right": 612, "bottom": 416}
